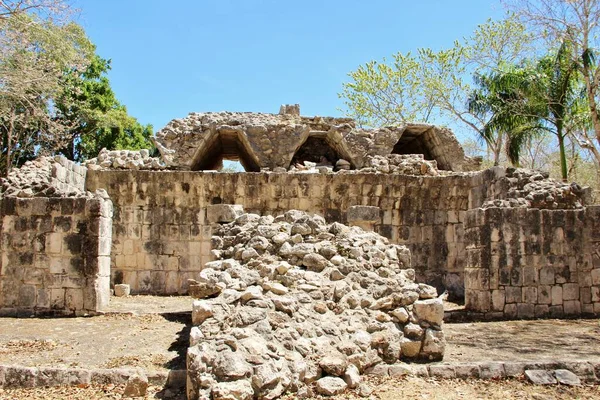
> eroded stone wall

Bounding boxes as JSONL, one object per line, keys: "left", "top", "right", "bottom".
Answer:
{"left": 464, "top": 206, "right": 600, "bottom": 318}
{"left": 86, "top": 170, "right": 481, "bottom": 296}
{"left": 0, "top": 196, "right": 112, "bottom": 316}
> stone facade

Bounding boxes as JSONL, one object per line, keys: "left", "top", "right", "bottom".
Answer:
{"left": 85, "top": 170, "right": 475, "bottom": 296}
{"left": 152, "top": 105, "right": 480, "bottom": 172}
{"left": 0, "top": 157, "right": 112, "bottom": 316}
{"left": 0, "top": 195, "right": 112, "bottom": 316}
{"left": 464, "top": 206, "right": 600, "bottom": 318}
{"left": 0, "top": 106, "right": 596, "bottom": 319}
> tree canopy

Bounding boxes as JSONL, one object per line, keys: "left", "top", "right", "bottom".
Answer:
{"left": 0, "top": 0, "right": 152, "bottom": 175}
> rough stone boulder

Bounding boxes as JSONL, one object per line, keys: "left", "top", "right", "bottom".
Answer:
{"left": 361, "top": 154, "right": 439, "bottom": 176}
{"left": 187, "top": 210, "right": 445, "bottom": 399}
{"left": 1, "top": 156, "right": 88, "bottom": 198}
{"left": 85, "top": 148, "right": 165, "bottom": 171}
{"left": 482, "top": 167, "right": 592, "bottom": 209}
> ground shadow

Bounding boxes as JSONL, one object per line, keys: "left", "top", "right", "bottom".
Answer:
{"left": 160, "top": 311, "right": 191, "bottom": 371}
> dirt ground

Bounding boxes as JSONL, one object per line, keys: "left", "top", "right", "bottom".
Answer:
{"left": 1, "top": 296, "right": 599, "bottom": 371}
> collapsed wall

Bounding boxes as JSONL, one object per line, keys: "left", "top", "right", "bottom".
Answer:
{"left": 0, "top": 157, "right": 112, "bottom": 316}
{"left": 187, "top": 207, "right": 444, "bottom": 399}
{"left": 152, "top": 105, "right": 480, "bottom": 172}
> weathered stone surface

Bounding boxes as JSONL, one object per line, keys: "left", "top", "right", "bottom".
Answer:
{"left": 85, "top": 148, "right": 165, "bottom": 171}
{"left": 525, "top": 369, "right": 557, "bottom": 385}
{"left": 347, "top": 206, "right": 380, "bottom": 223}
{"left": 212, "top": 380, "right": 254, "bottom": 400}
{"left": 186, "top": 210, "right": 443, "bottom": 399}
{"left": 413, "top": 298, "right": 444, "bottom": 327}
{"left": 114, "top": 284, "right": 130, "bottom": 297}
{"left": 207, "top": 204, "right": 244, "bottom": 224}
{"left": 554, "top": 369, "right": 581, "bottom": 386}
{"left": 153, "top": 107, "right": 475, "bottom": 172}
{"left": 315, "top": 377, "right": 347, "bottom": 396}
{"left": 123, "top": 373, "right": 148, "bottom": 398}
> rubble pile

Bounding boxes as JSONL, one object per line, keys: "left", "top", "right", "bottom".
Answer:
{"left": 1, "top": 156, "right": 87, "bottom": 198}
{"left": 85, "top": 148, "right": 165, "bottom": 170}
{"left": 483, "top": 168, "right": 589, "bottom": 209}
{"left": 187, "top": 209, "right": 444, "bottom": 399}
{"left": 361, "top": 154, "right": 439, "bottom": 176}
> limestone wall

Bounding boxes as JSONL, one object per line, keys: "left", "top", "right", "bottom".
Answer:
{"left": 464, "top": 206, "right": 600, "bottom": 318}
{"left": 86, "top": 170, "right": 478, "bottom": 296}
{"left": 0, "top": 196, "right": 112, "bottom": 316}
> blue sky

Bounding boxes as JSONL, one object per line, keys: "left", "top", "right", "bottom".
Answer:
{"left": 75, "top": 0, "right": 505, "bottom": 141}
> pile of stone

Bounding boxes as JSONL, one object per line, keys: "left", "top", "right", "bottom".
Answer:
{"left": 360, "top": 154, "right": 439, "bottom": 176}
{"left": 85, "top": 148, "right": 165, "bottom": 170}
{"left": 187, "top": 208, "right": 444, "bottom": 399}
{"left": 483, "top": 168, "right": 589, "bottom": 209}
{"left": 1, "top": 156, "right": 87, "bottom": 198}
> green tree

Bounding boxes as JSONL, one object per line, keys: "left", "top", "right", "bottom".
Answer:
{"left": 467, "top": 63, "right": 543, "bottom": 166}
{"left": 0, "top": 8, "right": 93, "bottom": 175}
{"left": 339, "top": 15, "right": 532, "bottom": 165}
{"left": 55, "top": 54, "right": 153, "bottom": 161}
{"left": 505, "top": 0, "right": 600, "bottom": 173}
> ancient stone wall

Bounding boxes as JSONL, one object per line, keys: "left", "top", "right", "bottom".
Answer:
{"left": 85, "top": 170, "right": 479, "bottom": 296}
{"left": 0, "top": 195, "right": 112, "bottom": 316}
{"left": 464, "top": 206, "right": 600, "bottom": 318}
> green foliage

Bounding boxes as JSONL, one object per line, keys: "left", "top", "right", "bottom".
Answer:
{"left": 339, "top": 14, "right": 533, "bottom": 167}
{"left": 0, "top": 10, "right": 94, "bottom": 174}
{"left": 0, "top": 2, "right": 153, "bottom": 173}
{"left": 55, "top": 54, "right": 153, "bottom": 161}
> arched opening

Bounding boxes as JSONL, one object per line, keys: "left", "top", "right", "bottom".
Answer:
{"left": 291, "top": 137, "right": 346, "bottom": 168}
{"left": 191, "top": 132, "right": 260, "bottom": 172}
{"left": 392, "top": 135, "right": 434, "bottom": 161}
{"left": 391, "top": 127, "right": 452, "bottom": 170}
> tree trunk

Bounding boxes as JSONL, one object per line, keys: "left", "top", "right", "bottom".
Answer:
{"left": 6, "top": 108, "right": 16, "bottom": 177}
{"left": 492, "top": 133, "right": 504, "bottom": 166}
{"left": 557, "top": 131, "right": 568, "bottom": 182}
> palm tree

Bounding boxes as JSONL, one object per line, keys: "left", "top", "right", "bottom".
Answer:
{"left": 468, "top": 40, "right": 587, "bottom": 181}
{"left": 468, "top": 65, "right": 542, "bottom": 166}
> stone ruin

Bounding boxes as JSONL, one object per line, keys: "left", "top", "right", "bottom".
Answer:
{"left": 0, "top": 105, "right": 598, "bottom": 399}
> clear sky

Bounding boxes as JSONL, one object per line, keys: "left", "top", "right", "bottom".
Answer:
{"left": 75, "top": 0, "right": 505, "bottom": 141}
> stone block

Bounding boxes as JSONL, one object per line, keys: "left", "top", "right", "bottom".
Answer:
{"left": 525, "top": 369, "right": 556, "bottom": 385}
{"left": 18, "top": 285, "right": 37, "bottom": 308}
{"left": 114, "top": 284, "right": 131, "bottom": 297}
{"left": 563, "top": 300, "right": 581, "bottom": 315}
{"left": 4, "top": 366, "right": 37, "bottom": 388}
{"left": 563, "top": 283, "right": 580, "bottom": 301}
{"left": 504, "top": 362, "right": 526, "bottom": 378}
{"left": 538, "top": 286, "right": 552, "bottom": 304}
{"left": 479, "top": 362, "right": 505, "bottom": 379}
{"left": 534, "top": 304, "right": 549, "bottom": 317}
{"left": 517, "top": 303, "right": 535, "bottom": 319}
{"left": 65, "top": 288, "right": 84, "bottom": 311}
{"left": 454, "top": 364, "right": 480, "bottom": 379}
{"left": 592, "top": 287, "right": 600, "bottom": 303}
{"left": 347, "top": 206, "right": 381, "bottom": 223}
{"left": 465, "top": 290, "right": 490, "bottom": 312}
{"left": 505, "top": 286, "right": 521, "bottom": 304}
{"left": 592, "top": 268, "right": 600, "bottom": 285}
{"left": 539, "top": 266, "right": 555, "bottom": 285}
{"left": 491, "top": 289, "right": 505, "bottom": 311}
{"left": 429, "top": 365, "right": 456, "bottom": 379}
{"left": 551, "top": 286, "right": 563, "bottom": 305}
{"left": 206, "top": 204, "right": 244, "bottom": 224}
{"left": 580, "top": 287, "right": 592, "bottom": 304}
{"left": 45, "top": 233, "right": 63, "bottom": 254}
{"left": 504, "top": 303, "right": 518, "bottom": 318}
{"left": 522, "top": 287, "right": 538, "bottom": 304}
